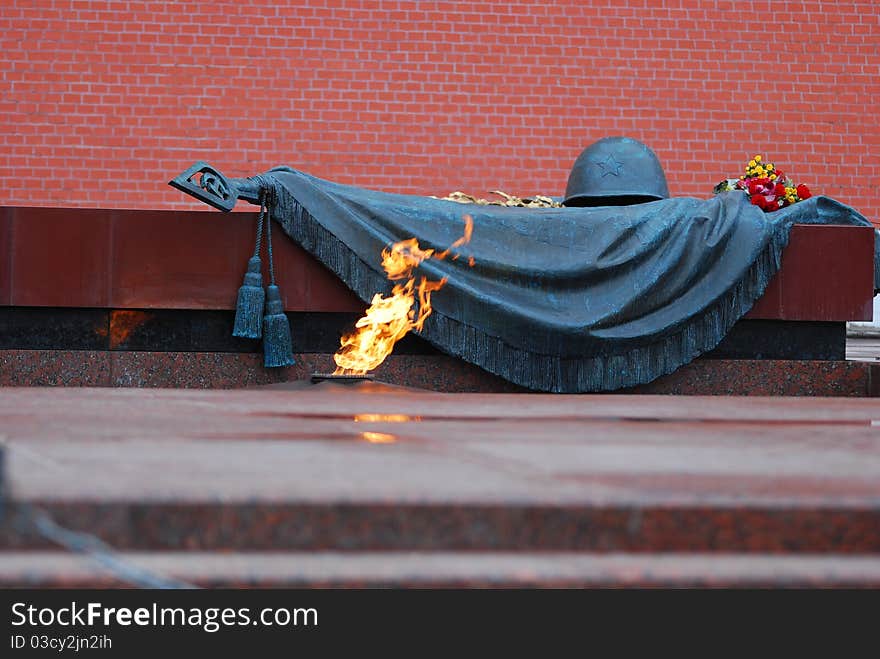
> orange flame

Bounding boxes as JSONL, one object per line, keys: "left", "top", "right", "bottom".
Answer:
{"left": 333, "top": 215, "right": 474, "bottom": 375}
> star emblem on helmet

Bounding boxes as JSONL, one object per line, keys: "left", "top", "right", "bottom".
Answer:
{"left": 595, "top": 154, "right": 623, "bottom": 177}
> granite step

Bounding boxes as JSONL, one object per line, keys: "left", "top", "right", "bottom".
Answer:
{"left": 4, "top": 501, "right": 878, "bottom": 553}
{"left": 3, "top": 551, "right": 880, "bottom": 589}
{"left": 2, "top": 387, "right": 879, "bottom": 555}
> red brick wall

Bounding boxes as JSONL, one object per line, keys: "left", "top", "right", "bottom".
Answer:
{"left": 1, "top": 1, "right": 878, "bottom": 222}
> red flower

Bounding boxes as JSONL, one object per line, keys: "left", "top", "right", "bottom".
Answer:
{"left": 750, "top": 194, "right": 767, "bottom": 209}
{"left": 748, "top": 178, "right": 771, "bottom": 195}
{"left": 765, "top": 199, "right": 779, "bottom": 212}
{"left": 796, "top": 184, "right": 811, "bottom": 199}
{"left": 774, "top": 183, "right": 786, "bottom": 196}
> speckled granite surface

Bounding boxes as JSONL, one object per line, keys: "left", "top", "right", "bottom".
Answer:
{"left": 2, "top": 387, "right": 878, "bottom": 586}
{"left": 0, "top": 350, "right": 112, "bottom": 386}
{"left": 2, "top": 387, "right": 879, "bottom": 552}
{"left": 1, "top": 349, "right": 875, "bottom": 395}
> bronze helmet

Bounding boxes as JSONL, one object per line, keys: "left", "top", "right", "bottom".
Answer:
{"left": 563, "top": 137, "right": 669, "bottom": 206}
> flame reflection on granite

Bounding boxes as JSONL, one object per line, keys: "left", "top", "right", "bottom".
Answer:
{"left": 360, "top": 431, "right": 398, "bottom": 444}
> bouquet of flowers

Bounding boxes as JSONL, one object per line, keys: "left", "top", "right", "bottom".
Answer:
{"left": 713, "top": 155, "right": 811, "bottom": 212}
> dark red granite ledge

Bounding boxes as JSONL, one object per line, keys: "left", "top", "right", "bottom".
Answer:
{"left": 2, "top": 551, "right": 879, "bottom": 588}
{"left": 0, "top": 350, "right": 110, "bottom": 386}
{"left": 0, "top": 207, "right": 874, "bottom": 320}
{"left": 3, "top": 502, "right": 878, "bottom": 553}
{"left": 746, "top": 224, "right": 874, "bottom": 321}
{"left": 0, "top": 349, "right": 875, "bottom": 395}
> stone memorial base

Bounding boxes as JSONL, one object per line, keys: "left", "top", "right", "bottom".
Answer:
{"left": 1, "top": 208, "right": 878, "bottom": 586}
{"left": 1, "top": 348, "right": 878, "bottom": 397}
{"left": 0, "top": 206, "right": 876, "bottom": 395}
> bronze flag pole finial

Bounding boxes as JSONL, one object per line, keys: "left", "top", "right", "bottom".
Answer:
{"left": 169, "top": 161, "right": 262, "bottom": 211}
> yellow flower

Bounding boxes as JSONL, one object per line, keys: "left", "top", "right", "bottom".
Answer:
{"left": 767, "top": 163, "right": 774, "bottom": 171}
{"left": 754, "top": 155, "right": 762, "bottom": 162}
{"left": 748, "top": 160, "right": 756, "bottom": 168}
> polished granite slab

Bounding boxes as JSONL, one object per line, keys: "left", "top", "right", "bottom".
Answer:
{"left": 2, "top": 387, "right": 879, "bottom": 557}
